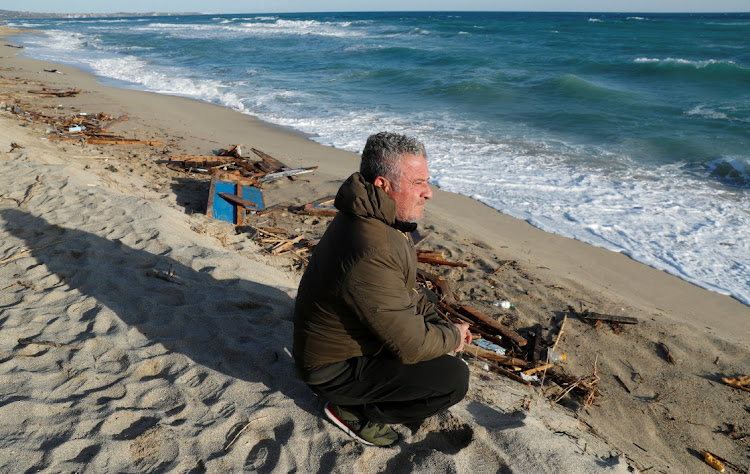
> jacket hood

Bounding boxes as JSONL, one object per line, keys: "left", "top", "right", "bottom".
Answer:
{"left": 335, "top": 172, "right": 396, "bottom": 225}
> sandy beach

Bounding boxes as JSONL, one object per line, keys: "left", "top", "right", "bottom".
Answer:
{"left": 1, "top": 26, "right": 749, "bottom": 473}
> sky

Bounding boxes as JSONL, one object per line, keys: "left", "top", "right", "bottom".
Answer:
{"left": 2, "top": 0, "right": 748, "bottom": 14}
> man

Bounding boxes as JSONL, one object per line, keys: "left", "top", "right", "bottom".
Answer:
{"left": 293, "top": 132, "right": 472, "bottom": 447}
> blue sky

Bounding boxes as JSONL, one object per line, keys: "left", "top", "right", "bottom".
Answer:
{"left": 5, "top": 0, "right": 749, "bottom": 13}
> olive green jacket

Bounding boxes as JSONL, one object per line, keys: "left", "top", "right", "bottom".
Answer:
{"left": 293, "top": 173, "right": 461, "bottom": 384}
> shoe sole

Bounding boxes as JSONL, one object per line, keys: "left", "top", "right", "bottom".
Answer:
{"left": 323, "top": 402, "right": 375, "bottom": 446}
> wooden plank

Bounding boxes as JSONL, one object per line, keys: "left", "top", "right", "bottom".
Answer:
{"left": 259, "top": 166, "right": 318, "bottom": 182}
{"left": 206, "top": 176, "right": 218, "bottom": 218}
{"left": 219, "top": 144, "right": 243, "bottom": 157}
{"left": 28, "top": 88, "right": 80, "bottom": 97}
{"left": 85, "top": 139, "right": 163, "bottom": 146}
{"left": 417, "top": 255, "right": 467, "bottom": 268}
{"left": 251, "top": 148, "right": 287, "bottom": 173}
{"left": 170, "top": 155, "right": 237, "bottom": 168}
{"left": 457, "top": 305, "right": 528, "bottom": 347}
{"left": 219, "top": 192, "right": 259, "bottom": 209}
{"left": 255, "top": 202, "right": 292, "bottom": 217}
{"left": 468, "top": 345, "right": 529, "bottom": 368}
{"left": 98, "top": 114, "right": 128, "bottom": 132}
{"left": 295, "top": 207, "right": 338, "bottom": 217}
{"left": 581, "top": 311, "right": 638, "bottom": 325}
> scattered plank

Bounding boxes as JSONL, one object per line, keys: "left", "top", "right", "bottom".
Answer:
{"left": 457, "top": 305, "right": 527, "bottom": 347}
{"left": 580, "top": 311, "right": 638, "bottom": 325}
{"left": 462, "top": 351, "right": 531, "bottom": 385}
{"left": 98, "top": 114, "right": 128, "bottom": 132}
{"left": 219, "top": 192, "right": 259, "bottom": 209}
{"left": 259, "top": 166, "right": 318, "bottom": 183}
{"left": 417, "top": 255, "right": 467, "bottom": 268}
{"left": 85, "top": 138, "right": 163, "bottom": 146}
{"left": 28, "top": 88, "right": 80, "bottom": 97}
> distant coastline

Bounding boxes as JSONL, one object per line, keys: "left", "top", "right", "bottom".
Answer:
{"left": 0, "top": 10, "right": 202, "bottom": 20}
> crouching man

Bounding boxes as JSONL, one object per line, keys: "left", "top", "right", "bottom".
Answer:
{"left": 293, "top": 132, "right": 471, "bottom": 447}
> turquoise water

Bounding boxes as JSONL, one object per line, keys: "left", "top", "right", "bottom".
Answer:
{"left": 11, "top": 12, "right": 750, "bottom": 304}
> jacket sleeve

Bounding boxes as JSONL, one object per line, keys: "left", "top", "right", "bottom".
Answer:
{"left": 415, "top": 286, "right": 442, "bottom": 323}
{"left": 341, "top": 249, "right": 462, "bottom": 364}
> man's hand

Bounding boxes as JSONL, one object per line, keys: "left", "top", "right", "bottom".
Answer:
{"left": 453, "top": 322, "right": 472, "bottom": 352}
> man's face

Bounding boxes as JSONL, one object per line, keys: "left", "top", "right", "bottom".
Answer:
{"left": 387, "top": 154, "right": 433, "bottom": 222}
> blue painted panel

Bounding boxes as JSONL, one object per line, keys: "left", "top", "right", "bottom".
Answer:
{"left": 212, "top": 180, "right": 237, "bottom": 224}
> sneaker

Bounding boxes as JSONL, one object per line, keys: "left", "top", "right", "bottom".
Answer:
{"left": 323, "top": 402, "right": 399, "bottom": 447}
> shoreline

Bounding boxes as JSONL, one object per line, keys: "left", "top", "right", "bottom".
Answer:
{"left": 2, "top": 26, "right": 749, "bottom": 473}
{"left": 7, "top": 26, "right": 750, "bottom": 316}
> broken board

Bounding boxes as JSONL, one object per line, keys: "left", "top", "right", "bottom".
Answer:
{"left": 207, "top": 175, "right": 264, "bottom": 225}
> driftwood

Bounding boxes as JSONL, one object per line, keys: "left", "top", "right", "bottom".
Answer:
{"left": 251, "top": 148, "right": 287, "bottom": 173}
{"left": 85, "top": 138, "right": 163, "bottom": 146}
{"left": 255, "top": 202, "right": 292, "bottom": 216}
{"left": 417, "top": 250, "right": 467, "bottom": 267}
{"left": 169, "top": 155, "right": 237, "bottom": 169}
{"left": 466, "top": 344, "right": 529, "bottom": 368}
{"left": 462, "top": 351, "right": 531, "bottom": 385}
{"left": 457, "top": 305, "right": 527, "bottom": 347}
{"left": 28, "top": 88, "right": 80, "bottom": 97}
{"left": 580, "top": 311, "right": 638, "bottom": 325}
{"left": 98, "top": 114, "right": 128, "bottom": 132}
{"left": 0, "top": 240, "right": 62, "bottom": 265}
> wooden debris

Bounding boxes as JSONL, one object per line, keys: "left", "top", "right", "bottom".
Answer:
{"left": 722, "top": 375, "right": 750, "bottom": 393}
{"left": 418, "top": 270, "right": 458, "bottom": 304}
{"left": 522, "top": 363, "right": 555, "bottom": 375}
{"left": 580, "top": 310, "right": 638, "bottom": 325}
{"left": 466, "top": 344, "right": 529, "bottom": 368}
{"left": 219, "top": 144, "right": 243, "bottom": 158}
{"left": 259, "top": 166, "right": 318, "bottom": 182}
{"left": 219, "top": 192, "right": 259, "bottom": 209}
{"left": 552, "top": 313, "right": 567, "bottom": 352}
{"left": 255, "top": 202, "right": 292, "bottom": 216}
{"left": 98, "top": 114, "right": 128, "bottom": 132}
{"left": 169, "top": 155, "right": 237, "bottom": 169}
{"left": 28, "top": 88, "right": 80, "bottom": 97}
{"left": 457, "top": 305, "right": 527, "bottom": 347}
{"left": 462, "top": 351, "right": 531, "bottom": 385}
{"left": 84, "top": 138, "right": 163, "bottom": 146}
{"left": 223, "top": 416, "right": 268, "bottom": 451}
{"left": 251, "top": 148, "right": 287, "bottom": 173}
{"left": 270, "top": 235, "right": 304, "bottom": 255}
{"left": 0, "top": 240, "right": 62, "bottom": 265}
{"left": 2, "top": 281, "right": 37, "bottom": 291}
{"left": 18, "top": 338, "right": 80, "bottom": 350}
{"left": 658, "top": 341, "right": 677, "bottom": 365}
{"left": 147, "top": 266, "right": 185, "bottom": 285}
{"left": 417, "top": 251, "right": 467, "bottom": 267}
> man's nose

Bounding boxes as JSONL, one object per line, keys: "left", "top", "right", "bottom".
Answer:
{"left": 423, "top": 184, "right": 433, "bottom": 200}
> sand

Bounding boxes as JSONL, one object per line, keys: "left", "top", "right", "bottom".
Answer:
{"left": 1, "top": 27, "right": 748, "bottom": 473}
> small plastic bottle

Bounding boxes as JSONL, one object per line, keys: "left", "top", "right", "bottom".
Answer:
{"left": 546, "top": 348, "right": 566, "bottom": 363}
{"left": 493, "top": 300, "right": 514, "bottom": 309}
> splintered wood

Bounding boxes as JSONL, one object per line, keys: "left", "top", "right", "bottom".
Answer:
{"left": 2, "top": 89, "right": 161, "bottom": 146}
{"left": 168, "top": 144, "right": 317, "bottom": 186}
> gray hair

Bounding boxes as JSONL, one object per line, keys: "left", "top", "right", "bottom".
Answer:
{"left": 360, "top": 132, "right": 426, "bottom": 187}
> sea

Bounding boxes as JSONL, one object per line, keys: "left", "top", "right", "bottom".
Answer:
{"left": 8, "top": 12, "right": 750, "bottom": 306}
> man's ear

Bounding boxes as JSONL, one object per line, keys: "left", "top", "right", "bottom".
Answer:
{"left": 373, "top": 176, "right": 390, "bottom": 192}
